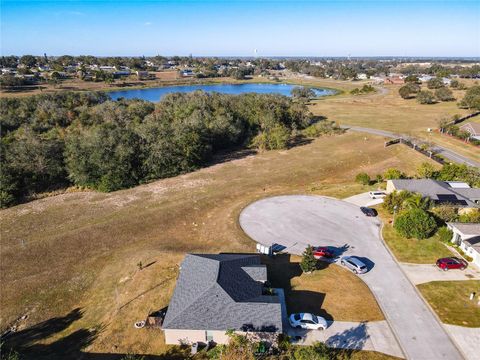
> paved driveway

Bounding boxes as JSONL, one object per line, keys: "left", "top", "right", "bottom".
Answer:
{"left": 400, "top": 263, "right": 480, "bottom": 285}
{"left": 344, "top": 192, "right": 384, "bottom": 207}
{"left": 240, "top": 195, "right": 463, "bottom": 360}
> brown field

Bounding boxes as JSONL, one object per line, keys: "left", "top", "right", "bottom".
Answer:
{"left": 1, "top": 132, "right": 435, "bottom": 358}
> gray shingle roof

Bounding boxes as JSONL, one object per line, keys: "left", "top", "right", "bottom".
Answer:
{"left": 391, "top": 179, "right": 479, "bottom": 207}
{"left": 162, "top": 254, "right": 282, "bottom": 332}
{"left": 447, "top": 222, "right": 480, "bottom": 236}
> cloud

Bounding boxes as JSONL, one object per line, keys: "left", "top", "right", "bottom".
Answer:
{"left": 144, "top": 22, "right": 153, "bottom": 26}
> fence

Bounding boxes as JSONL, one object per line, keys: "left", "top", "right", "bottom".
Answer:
{"left": 385, "top": 138, "right": 446, "bottom": 165}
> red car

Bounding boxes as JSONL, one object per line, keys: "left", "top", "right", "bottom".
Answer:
{"left": 436, "top": 257, "right": 467, "bottom": 271}
{"left": 313, "top": 247, "right": 334, "bottom": 259}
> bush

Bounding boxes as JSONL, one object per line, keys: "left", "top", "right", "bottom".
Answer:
{"left": 399, "top": 83, "right": 420, "bottom": 99}
{"left": 394, "top": 208, "right": 437, "bottom": 239}
{"left": 293, "top": 342, "right": 329, "bottom": 360}
{"left": 427, "top": 77, "right": 445, "bottom": 89}
{"left": 458, "top": 209, "right": 480, "bottom": 223}
{"left": 431, "top": 204, "right": 458, "bottom": 222}
{"left": 417, "top": 90, "right": 436, "bottom": 104}
{"left": 437, "top": 226, "right": 453, "bottom": 243}
{"left": 435, "top": 87, "right": 455, "bottom": 101}
{"left": 252, "top": 124, "right": 290, "bottom": 150}
{"left": 355, "top": 172, "right": 371, "bottom": 185}
{"left": 417, "top": 162, "right": 437, "bottom": 179}
{"left": 383, "top": 168, "right": 405, "bottom": 180}
{"left": 302, "top": 121, "right": 344, "bottom": 138}
{"left": 300, "top": 245, "right": 317, "bottom": 273}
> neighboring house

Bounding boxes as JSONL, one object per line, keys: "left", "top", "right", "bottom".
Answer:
{"left": 180, "top": 69, "right": 195, "bottom": 77}
{"left": 384, "top": 76, "right": 404, "bottom": 85}
{"left": 386, "top": 179, "right": 480, "bottom": 210}
{"left": 162, "top": 253, "right": 283, "bottom": 345}
{"left": 136, "top": 70, "right": 151, "bottom": 80}
{"left": 447, "top": 223, "right": 480, "bottom": 267}
{"left": 459, "top": 122, "right": 480, "bottom": 141}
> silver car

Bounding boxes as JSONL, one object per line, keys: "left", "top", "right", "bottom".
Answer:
{"left": 340, "top": 256, "right": 368, "bottom": 274}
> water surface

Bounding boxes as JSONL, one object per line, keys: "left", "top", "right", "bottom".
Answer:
{"left": 109, "top": 83, "right": 336, "bottom": 102}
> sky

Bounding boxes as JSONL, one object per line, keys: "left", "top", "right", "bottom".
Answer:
{"left": 1, "top": 0, "right": 479, "bottom": 57}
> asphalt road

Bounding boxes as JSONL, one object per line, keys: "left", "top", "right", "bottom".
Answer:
{"left": 240, "top": 195, "right": 464, "bottom": 360}
{"left": 342, "top": 125, "right": 480, "bottom": 168}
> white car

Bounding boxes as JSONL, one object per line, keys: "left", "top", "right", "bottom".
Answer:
{"left": 289, "top": 313, "right": 328, "bottom": 330}
{"left": 368, "top": 191, "right": 386, "bottom": 199}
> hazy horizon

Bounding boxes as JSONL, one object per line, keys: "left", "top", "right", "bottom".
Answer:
{"left": 1, "top": 0, "right": 479, "bottom": 57}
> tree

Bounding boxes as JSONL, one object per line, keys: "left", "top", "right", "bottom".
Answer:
{"left": 394, "top": 208, "right": 437, "bottom": 239}
{"left": 459, "top": 85, "right": 480, "bottom": 111}
{"left": 398, "top": 83, "right": 420, "bottom": 99}
{"left": 291, "top": 86, "right": 315, "bottom": 101}
{"left": 383, "top": 190, "right": 414, "bottom": 213}
{"left": 437, "top": 226, "right": 453, "bottom": 243}
{"left": 19, "top": 54, "right": 37, "bottom": 68}
{"left": 300, "top": 245, "right": 317, "bottom": 273}
{"left": 431, "top": 205, "right": 458, "bottom": 222}
{"left": 427, "top": 77, "right": 444, "bottom": 89}
{"left": 355, "top": 172, "right": 371, "bottom": 185}
{"left": 404, "top": 75, "right": 420, "bottom": 84}
{"left": 435, "top": 87, "right": 455, "bottom": 101}
{"left": 416, "top": 90, "right": 436, "bottom": 104}
{"left": 417, "top": 162, "right": 437, "bottom": 179}
{"left": 383, "top": 168, "right": 404, "bottom": 180}
{"left": 402, "top": 193, "right": 431, "bottom": 211}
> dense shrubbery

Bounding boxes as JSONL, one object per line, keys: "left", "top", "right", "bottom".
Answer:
{"left": 394, "top": 208, "right": 437, "bottom": 239}
{"left": 302, "top": 120, "right": 344, "bottom": 138}
{"left": 350, "top": 84, "right": 375, "bottom": 95}
{"left": 1, "top": 91, "right": 314, "bottom": 207}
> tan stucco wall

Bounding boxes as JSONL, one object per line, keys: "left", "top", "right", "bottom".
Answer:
{"left": 386, "top": 180, "right": 396, "bottom": 194}
{"left": 164, "top": 329, "right": 231, "bottom": 345}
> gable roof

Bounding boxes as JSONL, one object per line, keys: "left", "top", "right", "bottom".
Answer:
{"left": 390, "top": 179, "right": 480, "bottom": 208}
{"left": 162, "top": 254, "right": 282, "bottom": 332}
{"left": 447, "top": 222, "right": 480, "bottom": 237}
{"left": 459, "top": 122, "right": 480, "bottom": 136}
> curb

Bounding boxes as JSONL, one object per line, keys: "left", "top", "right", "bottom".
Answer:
{"left": 378, "top": 222, "right": 467, "bottom": 360}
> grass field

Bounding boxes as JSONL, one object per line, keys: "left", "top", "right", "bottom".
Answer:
{"left": 418, "top": 280, "right": 480, "bottom": 327}
{"left": 0, "top": 131, "right": 435, "bottom": 358}
{"left": 378, "top": 208, "right": 453, "bottom": 264}
{"left": 264, "top": 255, "right": 384, "bottom": 322}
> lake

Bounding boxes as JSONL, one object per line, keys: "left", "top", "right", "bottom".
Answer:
{"left": 108, "top": 83, "right": 336, "bottom": 102}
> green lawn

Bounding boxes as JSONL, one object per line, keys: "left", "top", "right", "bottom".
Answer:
{"left": 418, "top": 280, "right": 480, "bottom": 327}
{"left": 378, "top": 208, "right": 453, "bottom": 264}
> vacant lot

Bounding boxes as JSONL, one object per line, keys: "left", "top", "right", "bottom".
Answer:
{"left": 1, "top": 132, "right": 435, "bottom": 357}
{"left": 418, "top": 280, "right": 480, "bottom": 327}
{"left": 378, "top": 208, "right": 453, "bottom": 264}
{"left": 264, "top": 255, "right": 384, "bottom": 322}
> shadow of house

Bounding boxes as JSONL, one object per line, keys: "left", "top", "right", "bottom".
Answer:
{"left": 262, "top": 254, "right": 333, "bottom": 321}
{"left": 326, "top": 322, "right": 370, "bottom": 352}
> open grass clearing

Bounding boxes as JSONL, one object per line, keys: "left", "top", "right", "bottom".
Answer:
{"left": 417, "top": 280, "right": 480, "bottom": 327}
{"left": 264, "top": 254, "right": 384, "bottom": 322}
{"left": 1, "top": 132, "right": 435, "bottom": 357}
{"left": 378, "top": 208, "right": 453, "bottom": 264}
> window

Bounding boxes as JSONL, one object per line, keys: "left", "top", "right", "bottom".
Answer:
{"left": 206, "top": 331, "right": 214, "bottom": 342}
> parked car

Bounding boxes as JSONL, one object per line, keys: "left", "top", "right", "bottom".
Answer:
{"left": 289, "top": 313, "right": 328, "bottom": 330}
{"left": 341, "top": 256, "right": 368, "bottom": 274}
{"left": 360, "top": 207, "right": 377, "bottom": 217}
{"left": 436, "top": 257, "right": 467, "bottom": 271}
{"left": 313, "top": 246, "right": 334, "bottom": 259}
{"left": 368, "top": 191, "right": 386, "bottom": 199}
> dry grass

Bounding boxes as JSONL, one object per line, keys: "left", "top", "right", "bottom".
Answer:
{"left": 1, "top": 132, "right": 436, "bottom": 357}
{"left": 264, "top": 255, "right": 384, "bottom": 322}
{"left": 418, "top": 280, "right": 480, "bottom": 327}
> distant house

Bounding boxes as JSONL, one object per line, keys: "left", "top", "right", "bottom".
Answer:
{"left": 180, "top": 69, "right": 195, "bottom": 77}
{"left": 384, "top": 76, "right": 404, "bottom": 85}
{"left": 386, "top": 179, "right": 480, "bottom": 210}
{"left": 136, "top": 70, "right": 151, "bottom": 80}
{"left": 418, "top": 75, "right": 434, "bottom": 82}
{"left": 162, "top": 253, "right": 283, "bottom": 345}
{"left": 459, "top": 122, "right": 480, "bottom": 141}
{"left": 447, "top": 223, "right": 480, "bottom": 267}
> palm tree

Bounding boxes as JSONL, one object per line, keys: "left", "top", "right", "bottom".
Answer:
{"left": 403, "top": 194, "right": 431, "bottom": 211}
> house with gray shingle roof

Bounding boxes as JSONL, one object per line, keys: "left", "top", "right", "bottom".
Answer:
{"left": 447, "top": 223, "right": 480, "bottom": 267}
{"left": 162, "top": 253, "right": 283, "bottom": 345}
{"left": 386, "top": 179, "right": 480, "bottom": 210}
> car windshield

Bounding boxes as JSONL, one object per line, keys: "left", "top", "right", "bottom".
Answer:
{"left": 294, "top": 314, "right": 301, "bottom": 321}
{"left": 312, "top": 316, "right": 318, "bottom": 323}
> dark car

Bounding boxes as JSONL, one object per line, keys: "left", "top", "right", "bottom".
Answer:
{"left": 436, "top": 257, "right": 468, "bottom": 271}
{"left": 313, "top": 246, "right": 334, "bottom": 259}
{"left": 360, "top": 207, "right": 377, "bottom": 217}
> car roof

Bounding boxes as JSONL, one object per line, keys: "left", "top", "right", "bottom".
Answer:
{"left": 300, "top": 313, "right": 314, "bottom": 321}
{"left": 345, "top": 256, "right": 366, "bottom": 267}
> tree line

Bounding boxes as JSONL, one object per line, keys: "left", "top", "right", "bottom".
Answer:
{"left": 0, "top": 91, "right": 314, "bottom": 207}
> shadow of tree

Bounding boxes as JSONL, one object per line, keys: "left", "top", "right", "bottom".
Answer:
{"left": 326, "top": 321, "right": 370, "bottom": 351}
